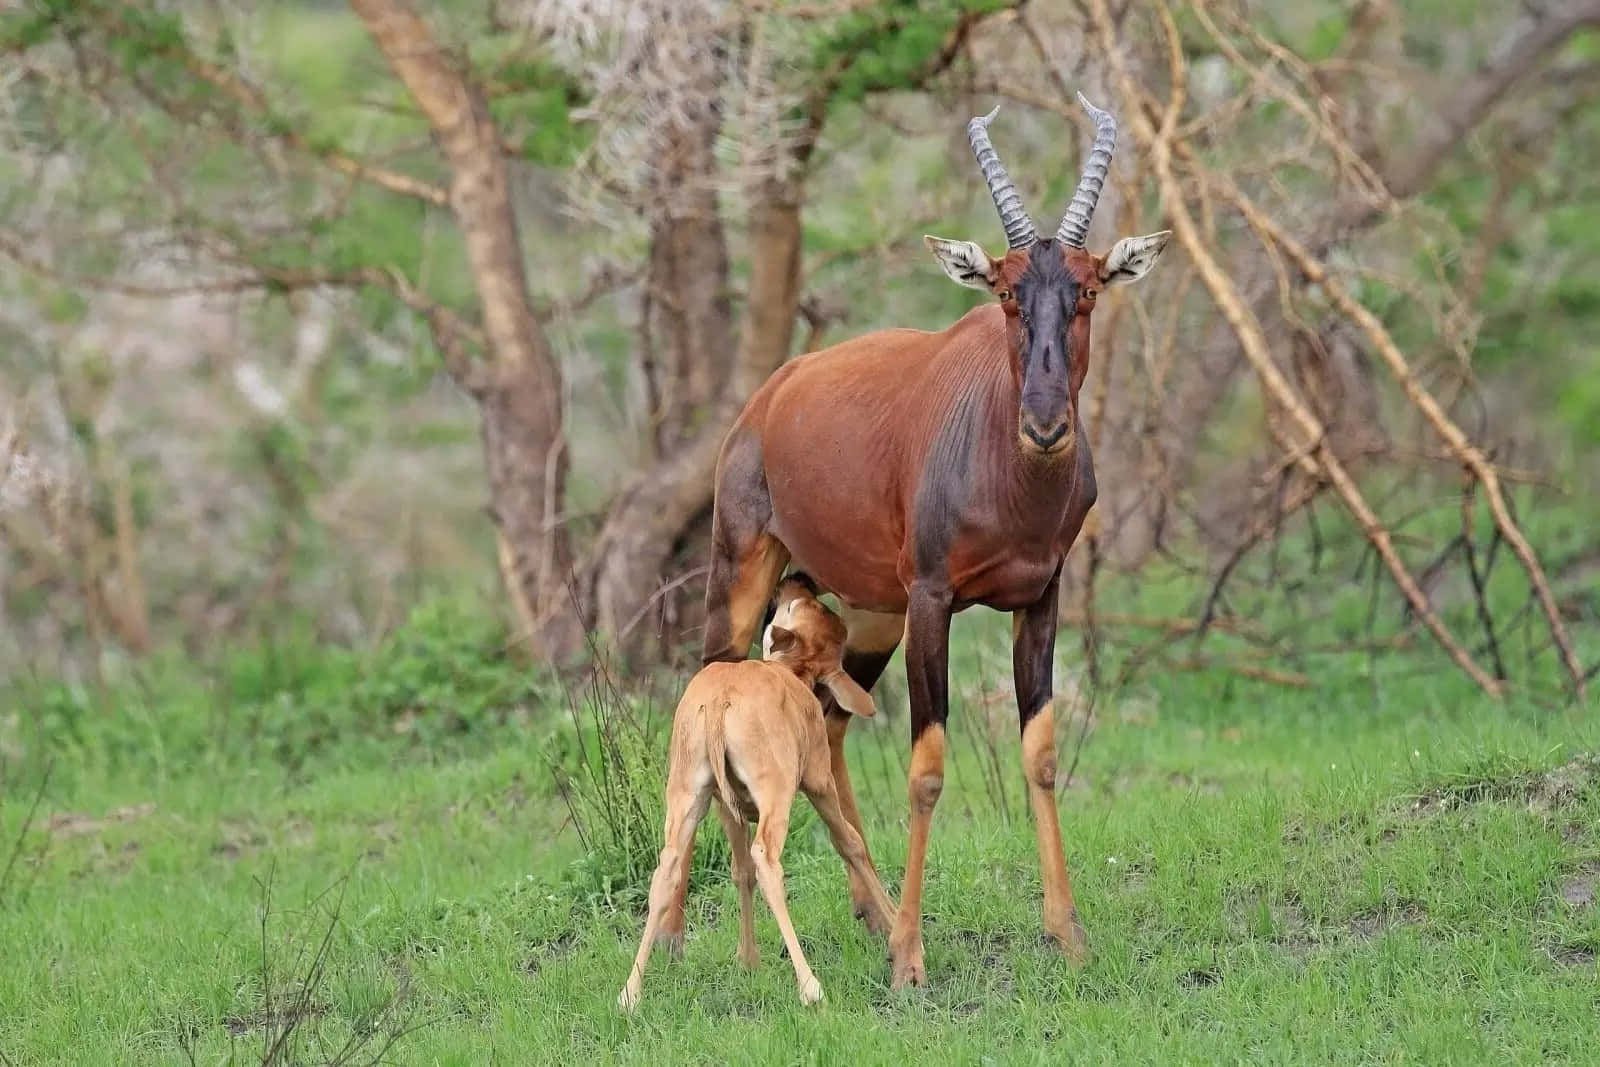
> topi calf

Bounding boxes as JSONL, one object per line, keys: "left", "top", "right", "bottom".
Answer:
{"left": 619, "top": 575, "right": 896, "bottom": 1011}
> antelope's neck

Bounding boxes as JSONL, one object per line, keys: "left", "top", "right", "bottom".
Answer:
{"left": 984, "top": 368, "right": 1087, "bottom": 544}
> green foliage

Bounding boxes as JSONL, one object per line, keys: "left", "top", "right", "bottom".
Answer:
{"left": 487, "top": 57, "right": 591, "bottom": 167}
{"left": 809, "top": 0, "right": 1008, "bottom": 106}
{"left": 9, "top": 596, "right": 556, "bottom": 791}
{"left": 2, "top": 620, "right": 1597, "bottom": 1061}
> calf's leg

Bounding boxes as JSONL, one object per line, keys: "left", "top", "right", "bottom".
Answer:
{"left": 714, "top": 799, "right": 759, "bottom": 968}
{"left": 747, "top": 789, "right": 822, "bottom": 1005}
{"left": 802, "top": 757, "right": 897, "bottom": 935}
{"left": 618, "top": 779, "right": 712, "bottom": 1012}
{"left": 823, "top": 607, "right": 903, "bottom": 934}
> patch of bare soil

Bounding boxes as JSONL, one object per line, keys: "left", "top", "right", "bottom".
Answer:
{"left": 223, "top": 1005, "right": 324, "bottom": 1036}
{"left": 1559, "top": 862, "right": 1598, "bottom": 910}
{"left": 1227, "top": 890, "right": 1317, "bottom": 954}
{"left": 1179, "top": 966, "right": 1221, "bottom": 988}
{"left": 46, "top": 802, "right": 154, "bottom": 838}
{"left": 1346, "top": 901, "right": 1426, "bottom": 941}
{"left": 212, "top": 819, "right": 267, "bottom": 859}
{"left": 1548, "top": 944, "right": 1597, "bottom": 969}
{"left": 1402, "top": 755, "right": 1599, "bottom": 819}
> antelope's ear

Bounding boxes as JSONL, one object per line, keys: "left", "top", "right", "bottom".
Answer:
{"left": 822, "top": 669, "right": 875, "bottom": 717}
{"left": 924, "top": 235, "right": 1002, "bottom": 292}
{"left": 1099, "top": 230, "right": 1171, "bottom": 287}
{"left": 766, "top": 626, "right": 798, "bottom": 657}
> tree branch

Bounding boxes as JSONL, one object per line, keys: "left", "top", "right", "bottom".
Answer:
{"left": 86, "top": 2, "right": 450, "bottom": 207}
{"left": 1357, "top": 0, "right": 1600, "bottom": 221}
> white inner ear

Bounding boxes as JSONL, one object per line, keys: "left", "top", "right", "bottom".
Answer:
{"left": 762, "top": 601, "right": 796, "bottom": 659}
{"left": 1100, "top": 230, "right": 1172, "bottom": 287}
{"left": 924, "top": 235, "right": 998, "bottom": 291}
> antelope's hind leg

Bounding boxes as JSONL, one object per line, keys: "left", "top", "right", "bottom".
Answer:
{"left": 619, "top": 774, "right": 713, "bottom": 1012}
{"left": 888, "top": 583, "right": 953, "bottom": 990}
{"left": 701, "top": 428, "right": 790, "bottom": 666}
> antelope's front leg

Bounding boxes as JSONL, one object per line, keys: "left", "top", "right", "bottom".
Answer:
{"left": 888, "top": 582, "right": 952, "bottom": 989}
{"left": 1013, "top": 568, "right": 1088, "bottom": 962}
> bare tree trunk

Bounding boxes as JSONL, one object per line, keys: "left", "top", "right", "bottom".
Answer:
{"left": 586, "top": 177, "right": 804, "bottom": 649}
{"left": 349, "top": 0, "right": 582, "bottom": 660}
{"left": 640, "top": 26, "right": 736, "bottom": 455}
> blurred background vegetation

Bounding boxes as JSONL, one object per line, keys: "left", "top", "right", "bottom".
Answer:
{"left": 0, "top": 0, "right": 1596, "bottom": 702}
{"left": 1, "top": 4, "right": 1598, "bottom": 1058}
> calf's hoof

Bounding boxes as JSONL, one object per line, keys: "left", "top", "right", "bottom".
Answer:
{"left": 617, "top": 983, "right": 641, "bottom": 1013}
{"left": 652, "top": 928, "right": 685, "bottom": 958}
{"left": 799, "top": 975, "right": 825, "bottom": 1006}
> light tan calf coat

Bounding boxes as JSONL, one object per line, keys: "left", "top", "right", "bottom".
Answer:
{"left": 619, "top": 582, "right": 896, "bottom": 1010}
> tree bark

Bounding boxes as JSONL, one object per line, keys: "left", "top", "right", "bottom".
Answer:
{"left": 640, "top": 24, "right": 737, "bottom": 455}
{"left": 586, "top": 176, "right": 804, "bottom": 650}
{"left": 349, "top": 0, "right": 581, "bottom": 661}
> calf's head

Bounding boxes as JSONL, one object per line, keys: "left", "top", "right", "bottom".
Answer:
{"left": 925, "top": 93, "right": 1171, "bottom": 457}
{"left": 762, "top": 574, "right": 875, "bottom": 717}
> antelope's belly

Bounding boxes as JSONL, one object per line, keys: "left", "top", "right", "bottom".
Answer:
{"left": 946, "top": 544, "right": 1063, "bottom": 612}
{"left": 768, "top": 499, "right": 908, "bottom": 613}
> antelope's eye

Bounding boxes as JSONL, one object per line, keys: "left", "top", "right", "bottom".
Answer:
{"left": 1082, "top": 288, "right": 1098, "bottom": 303}
{"left": 996, "top": 288, "right": 1013, "bottom": 303}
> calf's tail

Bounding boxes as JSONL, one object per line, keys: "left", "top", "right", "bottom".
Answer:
{"left": 705, "top": 701, "right": 743, "bottom": 823}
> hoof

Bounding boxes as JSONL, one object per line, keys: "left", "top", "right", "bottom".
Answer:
{"left": 854, "top": 901, "right": 894, "bottom": 937}
{"left": 1046, "top": 919, "right": 1089, "bottom": 966}
{"left": 889, "top": 933, "right": 926, "bottom": 989}
{"left": 737, "top": 945, "right": 760, "bottom": 970}
{"left": 653, "top": 928, "right": 685, "bottom": 959}
{"left": 799, "top": 975, "right": 825, "bottom": 1005}
{"left": 617, "top": 984, "right": 641, "bottom": 1013}
{"left": 889, "top": 957, "right": 926, "bottom": 990}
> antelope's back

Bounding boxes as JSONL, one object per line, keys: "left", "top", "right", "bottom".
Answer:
{"left": 735, "top": 304, "right": 1011, "bottom": 611}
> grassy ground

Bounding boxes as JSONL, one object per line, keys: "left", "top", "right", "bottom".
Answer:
{"left": 2, "top": 605, "right": 1597, "bottom": 1065}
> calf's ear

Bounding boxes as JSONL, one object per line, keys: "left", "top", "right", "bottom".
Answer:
{"left": 822, "top": 669, "right": 875, "bottom": 717}
{"left": 766, "top": 626, "right": 798, "bottom": 657}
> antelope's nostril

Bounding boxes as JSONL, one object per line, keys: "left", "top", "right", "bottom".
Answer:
{"left": 1021, "top": 420, "right": 1069, "bottom": 451}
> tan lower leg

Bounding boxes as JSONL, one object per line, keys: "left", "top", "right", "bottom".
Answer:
{"left": 807, "top": 779, "right": 897, "bottom": 933}
{"left": 825, "top": 714, "right": 888, "bottom": 933}
{"left": 750, "top": 816, "right": 822, "bottom": 1005}
{"left": 620, "top": 844, "right": 686, "bottom": 1010}
{"left": 1021, "top": 703, "right": 1087, "bottom": 961}
{"left": 620, "top": 791, "right": 708, "bottom": 1011}
{"left": 890, "top": 725, "right": 944, "bottom": 989}
{"left": 715, "top": 802, "right": 759, "bottom": 968}
{"left": 654, "top": 842, "right": 693, "bottom": 955}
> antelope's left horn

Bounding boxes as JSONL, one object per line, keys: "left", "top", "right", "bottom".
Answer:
{"left": 1057, "top": 92, "right": 1117, "bottom": 248}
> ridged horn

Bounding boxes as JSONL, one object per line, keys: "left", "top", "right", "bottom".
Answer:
{"left": 1057, "top": 91, "right": 1117, "bottom": 248}
{"left": 966, "top": 106, "right": 1037, "bottom": 250}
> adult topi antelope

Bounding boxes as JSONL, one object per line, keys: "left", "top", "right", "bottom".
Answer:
{"left": 697, "top": 93, "right": 1170, "bottom": 988}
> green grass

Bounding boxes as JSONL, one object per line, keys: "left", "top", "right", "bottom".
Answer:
{"left": 2, "top": 603, "right": 1597, "bottom": 1065}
